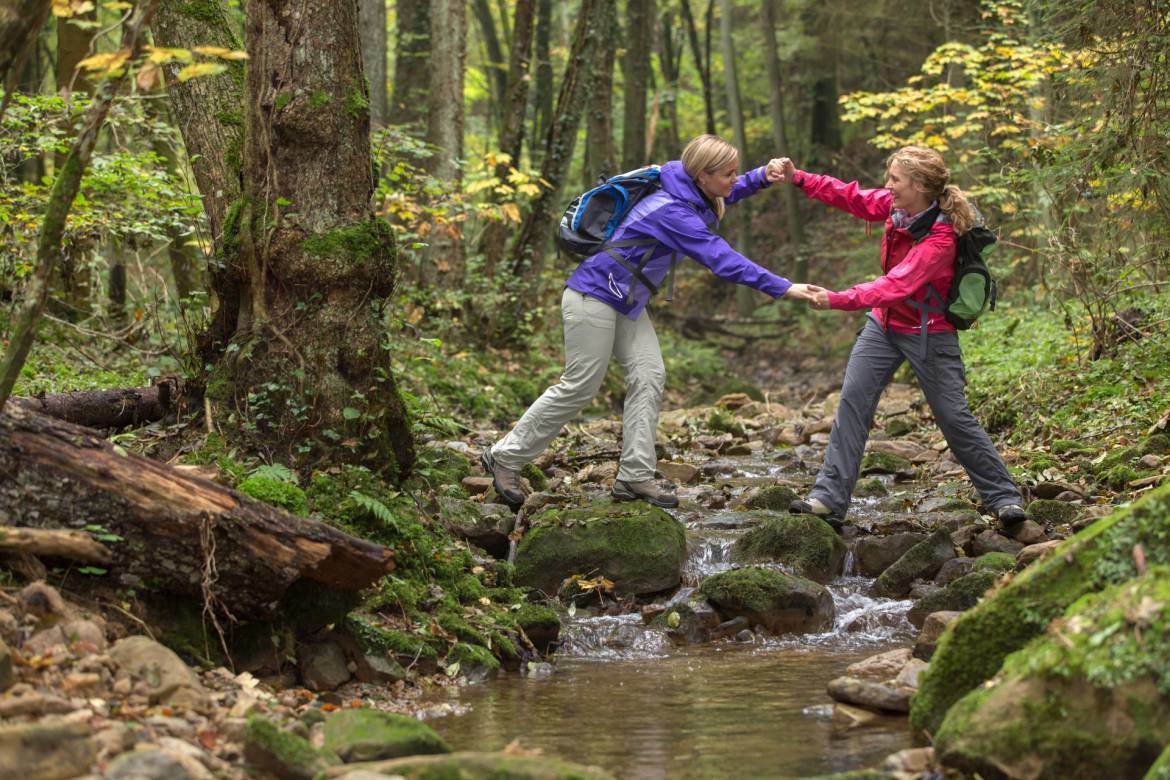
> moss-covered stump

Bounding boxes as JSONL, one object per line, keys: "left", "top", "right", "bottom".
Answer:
{"left": 320, "top": 751, "right": 615, "bottom": 779}
{"left": 438, "top": 496, "right": 515, "bottom": 558}
{"left": 869, "top": 528, "right": 955, "bottom": 599}
{"left": 1026, "top": 499, "right": 1079, "bottom": 526}
{"left": 513, "top": 500, "right": 686, "bottom": 597}
{"left": 934, "top": 567, "right": 1170, "bottom": 779}
{"left": 698, "top": 566, "right": 835, "bottom": 635}
{"left": 732, "top": 514, "right": 846, "bottom": 584}
{"left": 906, "top": 569, "right": 1000, "bottom": 629}
{"left": 245, "top": 714, "right": 335, "bottom": 779}
{"left": 322, "top": 708, "right": 451, "bottom": 763}
{"left": 741, "top": 484, "right": 800, "bottom": 511}
{"left": 910, "top": 481, "right": 1170, "bottom": 738}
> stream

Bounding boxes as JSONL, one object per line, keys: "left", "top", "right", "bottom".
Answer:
{"left": 429, "top": 451, "right": 919, "bottom": 779}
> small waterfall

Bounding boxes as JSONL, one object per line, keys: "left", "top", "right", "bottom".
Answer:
{"left": 683, "top": 531, "right": 738, "bottom": 584}
{"left": 557, "top": 614, "right": 670, "bottom": 660}
{"left": 841, "top": 544, "right": 857, "bottom": 577}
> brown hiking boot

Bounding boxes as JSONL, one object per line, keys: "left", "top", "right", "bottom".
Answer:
{"left": 480, "top": 447, "right": 527, "bottom": 510}
{"left": 612, "top": 479, "right": 679, "bottom": 508}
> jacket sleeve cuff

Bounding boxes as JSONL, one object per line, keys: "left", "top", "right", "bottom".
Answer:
{"left": 767, "top": 277, "right": 792, "bottom": 298}
{"left": 755, "top": 165, "right": 771, "bottom": 189}
{"left": 827, "top": 291, "right": 852, "bottom": 310}
{"left": 793, "top": 169, "right": 808, "bottom": 189}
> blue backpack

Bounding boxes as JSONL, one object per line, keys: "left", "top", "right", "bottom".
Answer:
{"left": 556, "top": 166, "right": 681, "bottom": 303}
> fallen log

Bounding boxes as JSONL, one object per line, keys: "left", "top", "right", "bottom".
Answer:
{"left": 0, "top": 527, "right": 111, "bottom": 563}
{"left": 14, "top": 377, "right": 184, "bottom": 429}
{"left": 0, "top": 402, "right": 394, "bottom": 620}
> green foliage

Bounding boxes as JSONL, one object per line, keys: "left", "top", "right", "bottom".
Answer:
{"left": 236, "top": 475, "right": 307, "bottom": 515}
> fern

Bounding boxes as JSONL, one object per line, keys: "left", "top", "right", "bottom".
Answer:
{"left": 248, "top": 463, "right": 298, "bottom": 484}
{"left": 348, "top": 490, "right": 401, "bottom": 531}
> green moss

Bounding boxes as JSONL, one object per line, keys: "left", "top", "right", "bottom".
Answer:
{"left": 521, "top": 463, "right": 549, "bottom": 491}
{"left": 1027, "top": 499, "right": 1080, "bottom": 525}
{"left": 1141, "top": 434, "right": 1170, "bottom": 456}
{"left": 273, "top": 91, "right": 293, "bottom": 110}
{"left": 870, "top": 527, "right": 954, "bottom": 598}
{"left": 855, "top": 478, "right": 889, "bottom": 498}
{"left": 323, "top": 708, "right": 451, "bottom": 763}
{"left": 698, "top": 566, "right": 834, "bottom": 634}
{"left": 345, "top": 88, "right": 370, "bottom": 118}
{"left": 1101, "top": 464, "right": 1140, "bottom": 489}
{"left": 310, "top": 90, "right": 331, "bottom": 107}
{"left": 907, "top": 569, "right": 1000, "bottom": 628}
{"left": 910, "top": 481, "right": 1170, "bottom": 737}
{"left": 215, "top": 109, "right": 242, "bottom": 126}
{"left": 452, "top": 573, "right": 487, "bottom": 603}
{"left": 732, "top": 514, "right": 846, "bottom": 584}
{"left": 706, "top": 408, "right": 745, "bottom": 436}
{"left": 1051, "top": 438, "right": 1094, "bottom": 456}
{"left": 302, "top": 219, "right": 394, "bottom": 261}
{"left": 437, "top": 610, "right": 488, "bottom": 647}
{"left": 884, "top": 415, "right": 916, "bottom": 437}
{"left": 237, "top": 475, "right": 307, "bottom": 514}
{"left": 245, "top": 714, "right": 321, "bottom": 767}
{"left": 514, "top": 500, "right": 686, "bottom": 597}
{"left": 448, "top": 641, "right": 501, "bottom": 674}
{"left": 743, "top": 485, "right": 800, "bottom": 511}
{"left": 861, "top": 450, "right": 913, "bottom": 475}
{"left": 1146, "top": 743, "right": 1170, "bottom": 779}
{"left": 345, "top": 616, "right": 437, "bottom": 663}
{"left": 972, "top": 552, "right": 1016, "bottom": 573}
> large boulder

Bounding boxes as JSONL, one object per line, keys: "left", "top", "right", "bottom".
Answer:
{"left": 318, "top": 751, "right": 614, "bottom": 779}
{"left": 853, "top": 532, "right": 928, "bottom": 577}
{"left": 438, "top": 497, "right": 515, "bottom": 558}
{"left": 514, "top": 500, "right": 686, "bottom": 597}
{"left": 934, "top": 567, "right": 1170, "bottom": 778}
{"left": 906, "top": 569, "right": 1000, "bottom": 629}
{"left": 869, "top": 528, "right": 955, "bottom": 598}
{"left": 732, "top": 514, "right": 847, "bottom": 584}
{"left": 323, "top": 709, "right": 450, "bottom": 763}
{"left": 911, "top": 482, "right": 1170, "bottom": 738}
{"left": 698, "top": 566, "right": 835, "bottom": 635}
{"left": 109, "top": 636, "right": 207, "bottom": 709}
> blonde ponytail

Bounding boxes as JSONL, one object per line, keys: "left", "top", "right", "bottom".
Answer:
{"left": 887, "top": 146, "right": 979, "bottom": 235}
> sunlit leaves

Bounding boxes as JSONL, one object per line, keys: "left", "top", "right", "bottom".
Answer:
{"left": 76, "top": 49, "right": 131, "bottom": 77}
{"left": 191, "top": 45, "right": 249, "bottom": 61}
{"left": 177, "top": 62, "right": 228, "bottom": 81}
{"left": 52, "top": 0, "right": 94, "bottom": 17}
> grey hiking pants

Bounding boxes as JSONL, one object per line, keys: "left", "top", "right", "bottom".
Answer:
{"left": 810, "top": 316, "right": 1021, "bottom": 517}
{"left": 491, "top": 288, "right": 665, "bottom": 483}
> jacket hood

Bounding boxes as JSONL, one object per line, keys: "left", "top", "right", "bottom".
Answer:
{"left": 660, "top": 161, "right": 716, "bottom": 226}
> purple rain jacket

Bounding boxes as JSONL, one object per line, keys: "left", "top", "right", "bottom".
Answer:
{"left": 565, "top": 160, "right": 793, "bottom": 320}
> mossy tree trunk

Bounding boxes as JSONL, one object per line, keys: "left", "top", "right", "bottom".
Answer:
{"left": 197, "top": 0, "right": 414, "bottom": 477}
{"left": 582, "top": 0, "right": 616, "bottom": 187}
{"left": 621, "top": 0, "right": 654, "bottom": 170}
{"left": 388, "top": 0, "right": 430, "bottom": 131}
{"left": 530, "top": 0, "right": 553, "bottom": 168}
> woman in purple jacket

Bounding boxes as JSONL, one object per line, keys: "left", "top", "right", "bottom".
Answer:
{"left": 482, "top": 135, "right": 815, "bottom": 509}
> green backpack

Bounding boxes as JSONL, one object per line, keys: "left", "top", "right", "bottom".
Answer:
{"left": 907, "top": 208, "right": 998, "bottom": 332}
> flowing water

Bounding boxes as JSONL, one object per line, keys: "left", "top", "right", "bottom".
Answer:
{"left": 428, "top": 456, "right": 917, "bottom": 779}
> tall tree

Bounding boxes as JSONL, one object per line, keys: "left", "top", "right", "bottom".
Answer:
{"left": 0, "top": 0, "right": 50, "bottom": 92}
{"left": 531, "top": 0, "right": 553, "bottom": 167}
{"left": 583, "top": 0, "right": 617, "bottom": 185}
{"left": 718, "top": 0, "right": 756, "bottom": 315}
{"left": 388, "top": 0, "right": 430, "bottom": 130}
{"left": 508, "top": 0, "right": 610, "bottom": 284}
{"left": 359, "top": 0, "right": 388, "bottom": 126}
{"left": 472, "top": 0, "right": 507, "bottom": 133}
{"left": 621, "top": 0, "right": 654, "bottom": 170}
{"left": 761, "top": 0, "right": 805, "bottom": 278}
{"left": 56, "top": 9, "right": 96, "bottom": 95}
{"left": 424, "top": 0, "right": 466, "bottom": 287}
{"left": 652, "top": 3, "right": 682, "bottom": 161}
{"left": 679, "top": 0, "right": 715, "bottom": 135}
{"left": 480, "top": 0, "right": 536, "bottom": 275}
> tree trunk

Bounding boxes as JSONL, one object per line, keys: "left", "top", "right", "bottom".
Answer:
{"left": 0, "top": 403, "right": 395, "bottom": 620}
{"left": 56, "top": 9, "right": 95, "bottom": 95}
{"left": 480, "top": 0, "right": 535, "bottom": 276}
{"left": 761, "top": 0, "right": 805, "bottom": 278}
{"left": 359, "top": 0, "right": 388, "bottom": 127}
{"left": 679, "top": 0, "right": 715, "bottom": 136}
{"left": 107, "top": 254, "right": 127, "bottom": 325}
{"left": 0, "top": 0, "right": 50, "bottom": 90}
{"left": 718, "top": 0, "right": 755, "bottom": 317}
{"left": 388, "top": 0, "right": 430, "bottom": 130}
{"left": 531, "top": 0, "right": 553, "bottom": 168}
{"left": 652, "top": 4, "right": 682, "bottom": 161}
{"left": 200, "top": 0, "right": 414, "bottom": 475}
{"left": 471, "top": 0, "right": 507, "bottom": 133}
{"left": 15, "top": 377, "right": 183, "bottom": 429}
{"left": 507, "top": 0, "right": 609, "bottom": 283}
{"left": 621, "top": 0, "right": 654, "bottom": 170}
{"left": 0, "top": 2, "right": 154, "bottom": 410}
{"left": 423, "top": 0, "right": 466, "bottom": 287}
{"left": 152, "top": 0, "right": 245, "bottom": 355}
{"left": 144, "top": 95, "right": 204, "bottom": 299}
{"left": 583, "top": 0, "right": 617, "bottom": 186}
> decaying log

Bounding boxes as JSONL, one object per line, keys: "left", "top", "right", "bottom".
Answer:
{"left": 15, "top": 377, "right": 184, "bottom": 429}
{"left": 0, "top": 402, "right": 394, "bottom": 620}
{"left": 0, "top": 527, "right": 111, "bottom": 562}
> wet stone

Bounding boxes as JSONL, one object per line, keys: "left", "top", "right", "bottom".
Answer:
{"left": 1016, "top": 540, "right": 1062, "bottom": 568}
{"left": 970, "top": 529, "right": 1025, "bottom": 557}
{"left": 934, "top": 557, "right": 976, "bottom": 585}
{"left": 846, "top": 648, "right": 913, "bottom": 682}
{"left": 914, "top": 610, "right": 962, "bottom": 661}
{"left": 853, "top": 532, "right": 928, "bottom": 577}
{"left": 827, "top": 676, "right": 912, "bottom": 713}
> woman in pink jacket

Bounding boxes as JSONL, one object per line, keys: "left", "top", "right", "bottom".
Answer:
{"left": 771, "top": 147, "right": 1025, "bottom": 534}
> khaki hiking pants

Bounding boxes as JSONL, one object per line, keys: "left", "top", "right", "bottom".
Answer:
{"left": 492, "top": 288, "right": 665, "bottom": 483}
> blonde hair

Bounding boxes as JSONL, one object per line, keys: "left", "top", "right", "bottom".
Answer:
{"left": 886, "top": 146, "right": 977, "bottom": 235}
{"left": 681, "top": 134, "right": 739, "bottom": 220}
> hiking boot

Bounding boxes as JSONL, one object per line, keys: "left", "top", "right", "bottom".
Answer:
{"left": 789, "top": 497, "right": 844, "bottom": 533}
{"left": 480, "top": 447, "right": 526, "bottom": 510}
{"left": 996, "top": 504, "right": 1026, "bottom": 536}
{"left": 612, "top": 479, "right": 679, "bottom": 509}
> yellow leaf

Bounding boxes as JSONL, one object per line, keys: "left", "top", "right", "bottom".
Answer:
{"left": 500, "top": 203, "right": 520, "bottom": 223}
{"left": 177, "top": 62, "right": 228, "bottom": 81}
{"left": 146, "top": 46, "right": 193, "bottom": 64}
{"left": 102, "top": 1, "right": 132, "bottom": 8}
{"left": 76, "top": 49, "right": 130, "bottom": 74}
{"left": 192, "top": 45, "right": 249, "bottom": 61}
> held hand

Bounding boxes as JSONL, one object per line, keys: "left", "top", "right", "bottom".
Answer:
{"left": 785, "top": 283, "right": 814, "bottom": 302}
{"left": 807, "top": 285, "right": 831, "bottom": 310}
{"left": 766, "top": 157, "right": 797, "bottom": 184}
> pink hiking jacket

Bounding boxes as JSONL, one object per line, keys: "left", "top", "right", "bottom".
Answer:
{"left": 794, "top": 169, "right": 957, "bottom": 335}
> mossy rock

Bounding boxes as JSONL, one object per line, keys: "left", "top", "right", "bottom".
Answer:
{"left": 514, "top": 500, "right": 686, "bottom": 597}
{"left": 1051, "top": 438, "right": 1095, "bottom": 457}
{"left": 413, "top": 447, "right": 475, "bottom": 489}
{"left": 861, "top": 451, "right": 913, "bottom": 476}
{"left": 706, "top": 408, "right": 745, "bottom": 437}
{"left": 971, "top": 552, "right": 1016, "bottom": 574}
{"left": 698, "top": 566, "right": 835, "bottom": 635}
{"left": 884, "top": 415, "right": 916, "bottom": 437}
{"left": 1140, "top": 434, "right": 1170, "bottom": 456}
{"left": 237, "top": 475, "right": 307, "bottom": 515}
{"left": 1026, "top": 498, "right": 1079, "bottom": 525}
{"left": 910, "top": 481, "right": 1170, "bottom": 738}
{"left": 344, "top": 616, "right": 438, "bottom": 669}
{"left": 521, "top": 463, "right": 549, "bottom": 491}
{"left": 1146, "top": 743, "right": 1170, "bottom": 779}
{"left": 742, "top": 484, "right": 800, "bottom": 511}
{"left": 447, "top": 642, "right": 501, "bottom": 677}
{"left": 329, "top": 751, "right": 615, "bottom": 779}
{"left": 438, "top": 496, "right": 515, "bottom": 558}
{"left": 322, "top": 708, "right": 451, "bottom": 763}
{"left": 853, "top": 532, "right": 927, "bottom": 578}
{"left": 244, "top": 715, "right": 333, "bottom": 779}
{"left": 934, "top": 567, "right": 1170, "bottom": 778}
{"left": 906, "top": 569, "right": 1000, "bottom": 629}
{"left": 732, "top": 514, "right": 846, "bottom": 584}
{"left": 869, "top": 527, "right": 955, "bottom": 598}
{"left": 855, "top": 478, "right": 889, "bottom": 498}
{"left": 1100, "top": 464, "right": 1141, "bottom": 489}
{"left": 511, "top": 604, "right": 561, "bottom": 653}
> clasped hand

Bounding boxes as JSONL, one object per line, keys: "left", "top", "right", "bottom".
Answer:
{"left": 785, "top": 283, "right": 831, "bottom": 310}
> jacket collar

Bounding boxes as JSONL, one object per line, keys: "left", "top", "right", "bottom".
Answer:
{"left": 659, "top": 160, "right": 717, "bottom": 228}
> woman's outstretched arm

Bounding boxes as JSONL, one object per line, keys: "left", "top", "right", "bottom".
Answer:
{"left": 769, "top": 157, "right": 892, "bottom": 223}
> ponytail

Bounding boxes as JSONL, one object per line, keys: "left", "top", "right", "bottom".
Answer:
{"left": 939, "top": 184, "right": 977, "bottom": 235}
